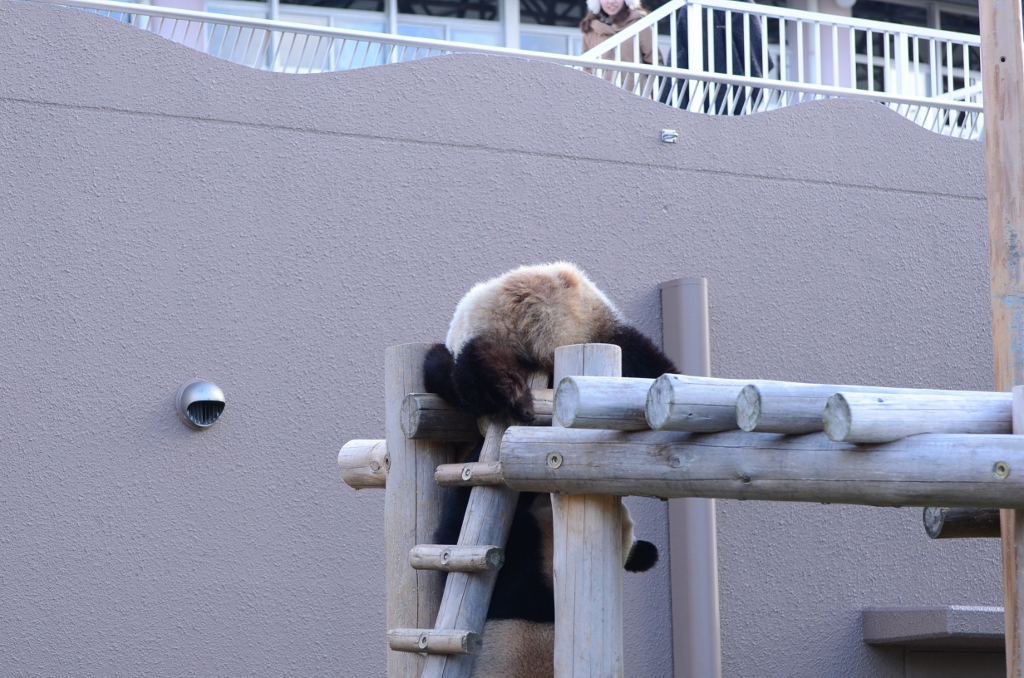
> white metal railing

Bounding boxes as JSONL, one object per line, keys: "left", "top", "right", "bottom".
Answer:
{"left": 29, "top": 0, "right": 984, "bottom": 138}
{"left": 583, "top": 0, "right": 983, "bottom": 138}
{"left": 29, "top": 0, "right": 603, "bottom": 72}
{"left": 204, "top": 0, "right": 588, "bottom": 56}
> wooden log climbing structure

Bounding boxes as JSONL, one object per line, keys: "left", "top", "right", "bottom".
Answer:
{"left": 340, "top": 351, "right": 1024, "bottom": 677}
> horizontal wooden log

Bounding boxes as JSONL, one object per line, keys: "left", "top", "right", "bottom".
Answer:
{"left": 401, "top": 390, "right": 554, "bottom": 440}
{"left": 337, "top": 439, "right": 389, "bottom": 489}
{"left": 409, "top": 545, "right": 505, "bottom": 571}
{"left": 435, "top": 461, "right": 505, "bottom": 487}
{"left": 737, "top": 381, "right": 1002, "bottom": 435}
{"left": 387, "top": 629, "right": 483, "bottom": 655}
{"left": 400, "top": 394, "right": 481, "bottom": 442}
{"left": 554, "top": 376, "right": 652, "bottom": 430}
{"left": 498, "top": 427, "right": 1024, "bottom": 508}
{"left": 825, "top": 392, "right": 1013, "bottom": 443}
{"left": 645, "top": 374, "right": 753, "bottom": 432}
{"left": 923, "top": 507, "right": 1002, "bottom": 539}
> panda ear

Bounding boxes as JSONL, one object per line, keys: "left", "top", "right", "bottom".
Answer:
{"left": 624, "top": 540, "right": 659, "bottom": 572}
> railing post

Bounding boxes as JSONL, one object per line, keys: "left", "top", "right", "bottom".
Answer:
{"left": 895, "top": 31, "right": 908, "bottom": 96}
{"left": 552, "top": 344, "right": 624, "bottom": 678}
{"left": 500, "top": 0, "right": 519, "bottom": 50}
{"left": 687, "top": 2, "right": 704, "bottom": 111}
{"left": 385, "top": 0, "right": 397, "bottom": 34}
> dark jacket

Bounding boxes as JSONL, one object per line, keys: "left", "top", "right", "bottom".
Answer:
{"left": 663, "top": 0, "right": 772, "bottom": 114}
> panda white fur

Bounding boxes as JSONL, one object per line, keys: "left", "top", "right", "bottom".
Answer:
{"left": 426, "top": 263, "right": 673, "bottom": 677}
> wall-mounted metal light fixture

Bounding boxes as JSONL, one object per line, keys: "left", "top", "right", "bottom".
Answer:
{"left": 176, "top": 380, "right": 225, "bottom": 430}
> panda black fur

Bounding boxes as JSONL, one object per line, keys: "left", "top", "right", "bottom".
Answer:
{"left": 426, "top": 263, "right": 674, "bottom": 676}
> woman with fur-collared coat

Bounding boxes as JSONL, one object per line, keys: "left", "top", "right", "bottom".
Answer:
{"left": 580, "top": 0, "right": 657, "bottom": 93}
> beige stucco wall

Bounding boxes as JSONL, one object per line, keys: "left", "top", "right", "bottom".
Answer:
{"left": 0, "top": 1, "right": 999, "bottom": 674}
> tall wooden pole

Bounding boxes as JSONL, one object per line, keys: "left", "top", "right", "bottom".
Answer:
{"left": 552, "top": 344, "right": 624, "bottom": 678}
{"left": 978, "top": 0, "right": 1024, "bottom": 673}
{"left": 384, "top": 344, "right": 458, "bottom": 678}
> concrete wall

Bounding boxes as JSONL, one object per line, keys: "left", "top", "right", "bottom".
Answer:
{"left": 0, "top": 1, "right": 1000, "bottom": 675}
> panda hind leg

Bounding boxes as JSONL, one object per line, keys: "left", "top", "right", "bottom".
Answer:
{"left": 452, "top": 336, "right": 535, "bottom": 423}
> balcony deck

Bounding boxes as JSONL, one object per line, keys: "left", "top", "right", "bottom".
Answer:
{"left": 31, "top": 0, "right": 984, "bottom": 137}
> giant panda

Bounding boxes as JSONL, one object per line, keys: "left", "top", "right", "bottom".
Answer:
{"left": 424, "top": 261, "right": 678, "bottom": 424}
{"left": 425, "top": 262, "right": 676, "bottom": 677}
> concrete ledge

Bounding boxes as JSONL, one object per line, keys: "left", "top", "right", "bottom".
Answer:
{"left": 863, "top": 606, "right": 1005, "bottom": 650}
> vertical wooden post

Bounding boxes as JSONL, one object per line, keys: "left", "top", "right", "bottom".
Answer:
{"left": 981, "top": 0, "right": 1024, "bottom": 389}
{"left": 552, "top": 344, "right": 624, "bottom": 678}
{"left": 979, "top": 0, "right": 1024, "bottom": 673}
{"left": 385, "top": 344, "right": 458, "bottom": 678}
{"left": 1005, "top": 387, "right": 1024, "bottom": 677}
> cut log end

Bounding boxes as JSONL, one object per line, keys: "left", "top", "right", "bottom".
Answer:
{"left": 554, "top": 378, "right": 582, "bottom": 428}
{"left": 735, "top": 384, "right": 761, "bottom": 432}
{"left": 645, "top": 374, "right": 674, "bottom": 430}
{"left": 337, "top": 439, "right": 389, "bottom": 490}
{"left": 924, "top": 507, "right": 1002, "bottom": 539}
{"left": 400, "top": 393, "right": 481, "bottom": 442}
{"left": 822, "top": 393, "right": 853, "bottom": 442}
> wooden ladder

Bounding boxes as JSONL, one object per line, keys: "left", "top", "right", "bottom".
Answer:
{"left": 387, "top": 374, "right": 547, "bottom": 678}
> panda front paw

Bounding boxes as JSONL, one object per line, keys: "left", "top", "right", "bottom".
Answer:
{"left": 510, "top": 396, "right": 536, "bottom": 424}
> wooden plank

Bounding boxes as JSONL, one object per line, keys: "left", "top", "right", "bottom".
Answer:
{"left": 824, "top": 392, "right": 1012, "bottom": 443}
{"left": 337, "top": 439, "right": 389, "bottom": 489}
{"left": 401, "top": 390, "right": 554, "bottom": 440}
{"left": 387, "top": 629, "right": 483, "bottom": 655}
{"left": 552, "top": 344, "right": 624, "bottom": 678}
{"left": 409, "top": 545, "right": 505, "bottom": 572}
{"left": 645, "top": 374, "right": 749, "bottom": 432}
{"left": 737, "top": 381, "right": 1002, "bottom": 435}
{"left": 435, "top": 461, "right": 505, "bottom": 487}
{"left": 384, "top": 344, "right": 459, "bottom": 678}
{"left": 498, "top": 427, "right": 1024, "bottom": 508}
{"left": 554, "top": 376, "right": 652, "bottom": 430}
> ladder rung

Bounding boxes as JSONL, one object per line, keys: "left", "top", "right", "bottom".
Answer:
{"left": 387, "top": 628, "right": 482, "bottom": 655}
{"left": 435, "top": 461, "right": 504, "bottom": 487}
{"left": 409, "top": 544, "right": 505, "bottom": 572}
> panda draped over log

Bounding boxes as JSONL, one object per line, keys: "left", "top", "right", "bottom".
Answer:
{"left": 424, "top": 262, "right": 676, "bottom": 677}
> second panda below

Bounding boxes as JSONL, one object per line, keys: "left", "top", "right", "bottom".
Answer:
{"left": 425, "top": 262, "right": 676, "bottom": 678}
